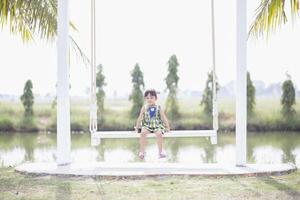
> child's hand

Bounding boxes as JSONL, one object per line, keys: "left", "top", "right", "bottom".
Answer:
{"left": 134, "top": 126, "right": 142, "bottom": 133}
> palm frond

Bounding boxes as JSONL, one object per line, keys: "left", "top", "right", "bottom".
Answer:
{"left": 249, "top": 0, "right": 299, "bottom": 38}
{"left": 290, "top": 0, "right": 300, "bottom": 19}
{"left": 0, "top": 0, "right": 89, "bottom": 68}
{"left": 69, "top": 35, "right": 91, "bottom": 67}
{"left": 0, "top": 0, "right": 57, "bottom": 42}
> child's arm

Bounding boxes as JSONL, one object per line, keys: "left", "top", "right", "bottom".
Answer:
{"left": 159, "top": 108, "right": 170, "bottom": 132}
{"left": 135, "top": 106, "right": 145, "bottom": 131}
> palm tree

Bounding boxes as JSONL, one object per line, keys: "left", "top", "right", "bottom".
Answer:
{"left": 0, "top": 0, "right": 89, "bottom": 64}
{"left": 250, "top": 0, "right": 299, "bottom": 37}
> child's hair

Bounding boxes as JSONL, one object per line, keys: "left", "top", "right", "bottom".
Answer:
{"left": 144, "top": 89, "right": 158, "bottom": 99}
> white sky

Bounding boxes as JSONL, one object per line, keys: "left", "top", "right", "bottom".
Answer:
{"left": 0, "top": 0, "right": 299, "bottom": 97}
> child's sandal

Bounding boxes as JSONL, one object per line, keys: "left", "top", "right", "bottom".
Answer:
{"left": 159, "top": 153, "right": 166, "bottom": 159}
{"left": 138, "top": 152, "right": 145, "bottom": 160}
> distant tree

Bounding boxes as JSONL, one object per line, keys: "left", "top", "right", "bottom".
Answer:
{"left": 165, "top": 55, "right": 180, "bottom": 121}
{"left": 20, "top": 80, "right": 34, "bottom": 119}
{"left": 129, "top": 64, "right": 145, "bottom": 118}
{"left": 201, "top": 70, "right": 219, "bottom": 117}
{"left": 51, "top": 96, "right": 57, "bottom": 110}
{"left": 96, "top": 64, "right": 106, "bottom": 124}
{"left": 247, "top": 71, "right": 256, "bottom": 116}
{"left": 281, "top": 73, "right": 296, "bottom": 119}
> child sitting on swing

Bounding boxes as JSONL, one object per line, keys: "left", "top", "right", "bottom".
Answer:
{"left": 135, "top": 89, "right": 171, "bottom": 160}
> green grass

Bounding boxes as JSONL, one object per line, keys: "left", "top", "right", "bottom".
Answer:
{"left": 0, "top": 167, "right": 299, "bottom": 200}
{"left": 1, "top": 98, "right": 300, "bottom": 132}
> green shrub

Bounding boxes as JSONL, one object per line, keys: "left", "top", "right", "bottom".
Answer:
{"left": 0, "top": 118, "right": 15, "bottom": 131}
{"left": 17, "top": 117, "right": 38, "bottom": 132}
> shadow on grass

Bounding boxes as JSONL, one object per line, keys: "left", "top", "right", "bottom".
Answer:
{"left": 257, "top": 176, "right": 300, "bottom": 198}
{"left": 228, "top": 177, "right": 262, "bottom": 198}
{"left": 55, "top": 180, "right": 71, "bottom": 200}
{"left": 93, "top": 175, "right": 106, "bottom": 200}
{"left": 227, "top": 172, "right": 300, "bottom": 199}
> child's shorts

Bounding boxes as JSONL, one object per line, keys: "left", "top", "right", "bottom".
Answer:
{"left": 138, "top": 127, "right": 165, "bottom": 134}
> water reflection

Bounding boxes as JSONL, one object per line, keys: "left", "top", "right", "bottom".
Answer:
{"left": 143, "top": 144, "right": 169, "bottom": 162}
{"left": 104, "top": 148, "right": 134, "bottom": 162}
{"left": 292, "top": 148, "right": 300, "bottom": 167}
{"left": 22, "top": 134, "right": 35, "bottom": 162}
{"left": 216, "top": 145, "right": 236, "bottom": 164}
{"left": 0, "top": 147, "right": 25, "bottom": 166}
{"left": 253, "top": 146, "right": 284, "bottom": 164}
{"left": 176, "top": 146, "right": 206, "bottom": 163}
{"left": 34, "top": 147, "right": 56, "bottom": 162}
{"left": 0, "top": 132, "right": 299, "bottom": 167}
{"left": 71, "top": 148, "right": 99, "bottom": 163}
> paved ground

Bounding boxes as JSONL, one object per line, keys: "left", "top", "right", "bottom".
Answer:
{"left": 15, "top": 162, "right": 296, "bottom": 178}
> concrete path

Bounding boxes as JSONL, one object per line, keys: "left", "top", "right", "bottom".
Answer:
{"left": 15, "top": 162, "right": 297, "bottom": 177}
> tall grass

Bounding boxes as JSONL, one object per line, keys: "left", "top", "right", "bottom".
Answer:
{"left": 0, "top": 97, "right": 300, "bottom": 133}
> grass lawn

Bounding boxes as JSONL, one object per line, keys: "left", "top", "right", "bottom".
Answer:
{"left": 0, "top": 167, "right": 299, "bottom": 200}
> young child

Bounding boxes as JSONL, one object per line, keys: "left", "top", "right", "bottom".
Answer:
{"left": 135, "top": 89, "right": 171, "bottom": 160}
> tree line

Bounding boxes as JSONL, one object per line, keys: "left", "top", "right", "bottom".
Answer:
{"left": 19, "top": 54, "right": 297, "bottom": 127}
{"left": 95, "top": 54, "right": 297, "bottom": 124}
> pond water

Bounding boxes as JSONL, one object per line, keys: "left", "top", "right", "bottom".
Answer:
{"left": 0, "top": 132, "right": 299, "bottom": 167}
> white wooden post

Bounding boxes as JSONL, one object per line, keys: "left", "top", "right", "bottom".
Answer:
{"left": 57, "top": 0, "right": 71, "bottom": 165}
{"left": 236, "top": 0, "right": 247, "bottom": 166}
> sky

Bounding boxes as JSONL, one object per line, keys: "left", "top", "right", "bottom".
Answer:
{"left": 0, "top": 0, "right": 299, "bottom": 98}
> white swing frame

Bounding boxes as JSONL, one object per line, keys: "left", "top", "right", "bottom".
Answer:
{"left": 89, "top": 0, "right": 219, "bottom": 146}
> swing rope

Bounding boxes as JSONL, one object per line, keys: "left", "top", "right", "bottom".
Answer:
{"left": 89, "top": 0, "right": 218, "bottom": 134}
{"left": 90, "top": 0, "right": 97, "bottom": 133}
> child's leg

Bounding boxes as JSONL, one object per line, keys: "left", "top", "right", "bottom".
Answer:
{"left": 139, "top": 128, "right": 149, "bottom": 153}
{"left": 154, "top": 130, "right": 163, "bottom": 154}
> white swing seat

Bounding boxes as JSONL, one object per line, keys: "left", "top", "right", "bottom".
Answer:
{"left": 89, "top": 0, "right": 219, "bottom": 147}
{"left": 91, "top": 129, "right": 217, "bottom": 146}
